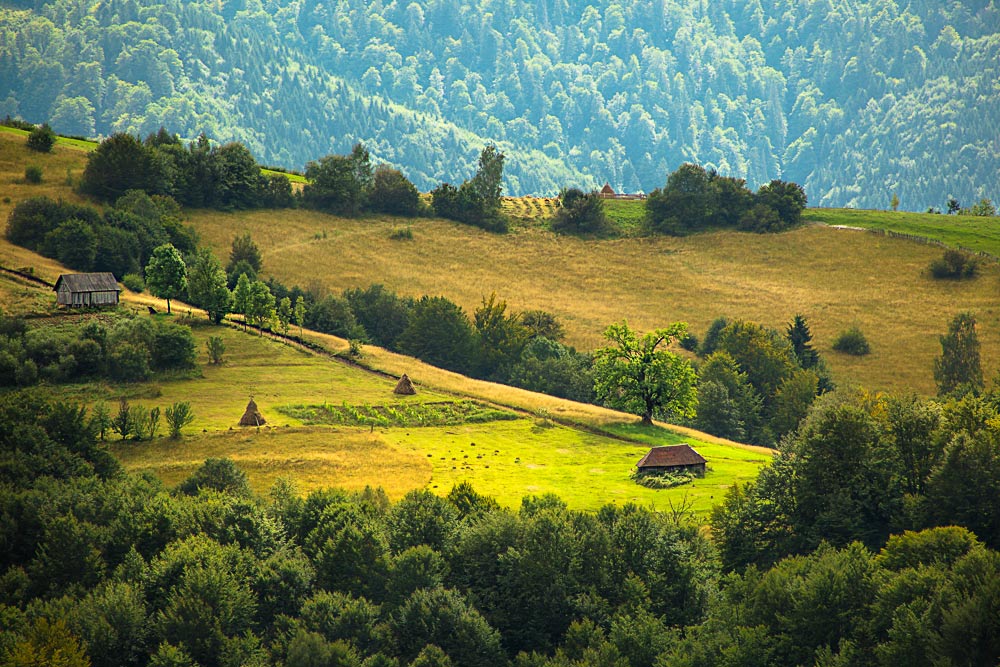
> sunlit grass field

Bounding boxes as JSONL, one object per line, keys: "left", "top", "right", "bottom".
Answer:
{"left": 805, "top": 208, "right": 1000, "bottom": 257}
{"left": 91, "top": 322, "right": 763, "bottom": 513}
{"left": 0, "top": 268, "right": 765, "bottom": 513}
{"left": 189, "top": 207, "right": 1000, "bottom": 396}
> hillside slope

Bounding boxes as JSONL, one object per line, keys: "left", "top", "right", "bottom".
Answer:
{"left": 1, "top": 0, "right": 998, "bottom": 208}
{"left": 189, "top": 206, "right": 1000, "bottom": 396}
{"left": 2, "top": 130, "right": 997, "bottom": 397}
{"left": 0, "top": 231, "right": 768, "bottom": 513}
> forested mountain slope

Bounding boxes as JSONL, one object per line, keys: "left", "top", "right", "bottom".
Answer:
{"left": 1, "top": 0, "right": 998, "bottom": 208}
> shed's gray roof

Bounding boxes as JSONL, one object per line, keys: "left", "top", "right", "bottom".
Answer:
{"left": 54, "top": 273, "right": 120, "bottom": 293}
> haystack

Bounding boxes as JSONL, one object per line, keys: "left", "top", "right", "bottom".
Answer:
{"left": 393, "top": 374, "right": 416, "bottom": 395}
{"left": 239, "top": 398, "right": 266, "bottom": 426}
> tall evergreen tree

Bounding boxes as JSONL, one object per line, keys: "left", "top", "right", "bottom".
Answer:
{"left": 786, "top": 314, "right": 819, "bottom": 369}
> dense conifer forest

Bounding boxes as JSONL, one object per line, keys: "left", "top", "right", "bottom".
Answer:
{"left": 1, "top": 0, "right": 998, "bottom": 208}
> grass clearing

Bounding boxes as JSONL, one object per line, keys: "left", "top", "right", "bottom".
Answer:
{"left": 603, "top": 198, "right": 647, "bottom": 235}
{"left": 382, "top": 418, "right": 767, "bottom": 512}
{"left": 805, "top": 208, "right": 1000, "bottom": 256}
{"left": 90, "top": 322, "right": 766, "bottom": 514}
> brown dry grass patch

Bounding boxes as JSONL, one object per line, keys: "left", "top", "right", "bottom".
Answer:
{"left": 190, "top": 209, "right": 1000, "bottom": 395}
{"left": 111, "top": 427, "right": 432, "bottom": 498}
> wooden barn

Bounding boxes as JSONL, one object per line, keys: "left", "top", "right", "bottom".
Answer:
{"left": 636, "top": 444, "right": 707, "bottom": 476}
{"left": 54, "top": 273, "right": 120, "bottom": 308}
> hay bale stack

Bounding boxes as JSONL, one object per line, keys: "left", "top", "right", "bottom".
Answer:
{"left": 393, "top": 374, "right": 416, "bottom": 395}
{"left": 239, "top": 398, "right": 266, "bottom": 426}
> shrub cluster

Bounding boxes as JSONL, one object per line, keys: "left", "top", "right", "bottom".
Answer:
{"left": 5, "top": 191, "right": 197, "bottom": 277}
{"left": 25, "top": 123, "right": 56, "bottom": 152}
{"left": 79, "top": 130, "right": 293, "bottom": 209}
{"left": 431, "top": 145, "right": 509, "bottom": 233}
{"left": 0, "top": 313, "right": 196, "bottom": 386}
{"left": 551, "top": 187, "right": 611, "bottom": 236}
{"left": 646, "top": 163, "right": 807, "bottom": 235}
{"left": 23, "top": 165, "right": 42, "bottom": 183}
{"left": 833, "top": 326, "right": 871, "bottom": 355}
{"left": 929, "top": 248, "right": 979, "bottom": 279}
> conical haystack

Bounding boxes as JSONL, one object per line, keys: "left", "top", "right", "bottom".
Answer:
{"left": 239, "top": 398, "right": 266, "bottom": 426}
{"left": 393, "top": 373, "right": 416, "bottom": 395}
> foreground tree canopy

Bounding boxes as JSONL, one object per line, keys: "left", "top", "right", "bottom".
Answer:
{"left": 3, "top": 390, "right": 1000, "bottom": 667}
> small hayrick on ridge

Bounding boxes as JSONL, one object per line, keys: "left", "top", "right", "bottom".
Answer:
{"left": 393, "top": 373, "right": 416, "bottom": 395}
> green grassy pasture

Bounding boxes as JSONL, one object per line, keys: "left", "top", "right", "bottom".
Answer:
{"left": 94, "top": 322, "right": 763, "bottom": 513}
{"left": 805, "top": 208, "right": 1000, "bottom": 256}
{"left": 603, "top": 198, "right": 647, "bottom": 234}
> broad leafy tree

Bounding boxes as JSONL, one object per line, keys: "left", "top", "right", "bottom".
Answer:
{"left": 592, "top": 321, "right": 697, "bottom": 425}
{"left": 232, "top": 273, "right": 253, "bottom": 330}
{"left": 396, "top": 296, "right": 478, "bottom": 375}
{"left": 369, "top": 164, "right": 421, "bottom": 215}
{"left": 474, "top": 292, "right": 530, "bottom": 381}
{"left": 186, "top": 248, "right": 231, "bottom": 323}
{"left": 246, "top": 280, "right": 276, "bottom": 334}
{"left": 645, "top": 163, "right": 715, "bottom": 234}
{"left": 79, "top": 133, "right": 167, "bottom": 202}
{"left": 145, "top": 243, "right": 187, "bottom": 314}
{"left": 933, "top": 312, "right": 983, "bottom": 396}
{"left": 756, "top": 179, "right": 808, "bottom": 227}
{"left": 303, "top": 143, "right": 372, "bottom": 216}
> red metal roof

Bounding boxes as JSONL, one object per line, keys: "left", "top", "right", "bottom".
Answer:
{"left": 636, "top": 444, "right": 706, "bottom": 468}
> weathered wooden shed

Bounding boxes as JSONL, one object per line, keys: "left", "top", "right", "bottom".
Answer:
{"left": 636, "top": 444, "right": 707, "bottom": 476}
{"left": 54, "top": 273, "right": 120, "bottom": 307}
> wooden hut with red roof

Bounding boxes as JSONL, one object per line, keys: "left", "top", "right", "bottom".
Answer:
{"left": 636, "top": 444, "right": 707, "bottom": 476}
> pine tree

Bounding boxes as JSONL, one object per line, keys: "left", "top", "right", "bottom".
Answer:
{"left": 787, "top": 314, "right": 819, "bottom": 369}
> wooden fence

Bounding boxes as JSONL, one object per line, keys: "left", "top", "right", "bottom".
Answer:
{"left": 860, "top": 227, "right": 1000, "bottom": 263}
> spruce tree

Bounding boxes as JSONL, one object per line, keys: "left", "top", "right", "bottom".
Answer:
{"left": 787, "top": 314, "right": 819, "bottom": 369}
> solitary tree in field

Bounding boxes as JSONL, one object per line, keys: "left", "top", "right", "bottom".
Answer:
{"left": 934, "top": 312, "right": 983, "bottom": 396}
{"left": 145, "top": 243, "right": 187, "bottom": 314}
{"left": 593, "top": 321, "right": 698, "bottom": 425}
{"left": 26, "top": 123, "right": 56, "bottom": 152}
